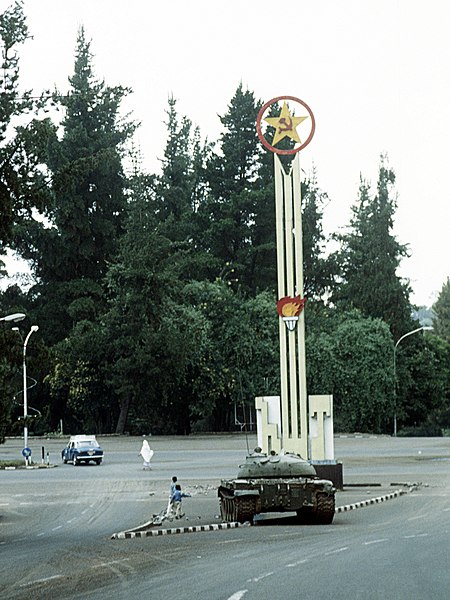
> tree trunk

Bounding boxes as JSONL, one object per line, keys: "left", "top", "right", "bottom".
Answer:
{"left": 115, "top": 396, "right": 131, "bottom": 434}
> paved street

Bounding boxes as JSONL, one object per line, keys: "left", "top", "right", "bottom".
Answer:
{"left": 1, "top": 434, "right": 449, "bottom": 599}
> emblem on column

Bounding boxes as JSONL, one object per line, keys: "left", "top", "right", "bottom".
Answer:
{"left": 276, "top": 295, "right": 307, "bottom": 331}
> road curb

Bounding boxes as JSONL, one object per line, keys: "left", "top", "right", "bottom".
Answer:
{"left": 336, "top": 488, "right": 408, "bottom": 513}
{"left": 111, "top": 521, "right": 243, "bottom": 539}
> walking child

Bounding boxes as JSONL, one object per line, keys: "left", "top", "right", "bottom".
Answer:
{"left": 165, "top": 476, "right": 178, "bottom": 519}
{"left": 170, "top": 484, "right": 191, "bottom": 519}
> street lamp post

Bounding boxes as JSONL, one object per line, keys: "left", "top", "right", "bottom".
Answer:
{"left": 13, "top": 325, "right": 39, "bottom": 462}
{"left": 393, "top": 326, "right": 433, "bottom": 436}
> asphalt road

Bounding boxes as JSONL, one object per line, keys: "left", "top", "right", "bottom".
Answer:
{"left": 1, "top": 434, "right": 449, "bottom": 599}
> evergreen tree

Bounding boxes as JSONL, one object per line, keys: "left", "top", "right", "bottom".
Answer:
{"left": 332, "top": 157, "right": 414, "bottom": 339}
{"left": 208, "top": 83, "right": 262, "bottom": 200}
{"left": 0, "top": 1, "right": 52, "bottom": 253}
{"left": 432, "top": 277, "right": 450, "bottom": 341}
{"left": 201, "top": 84, "right": 278, "bottom": 294}
{"left": 302, "top": 172, "right": 336, "bottom": 301}
{"left": 154, "top": 97, "right": 213, "bottom": 282}
{"left": 15, "top": 27, "right": 135, "bottom": 343}
{"left": 100, "top": 173, "right": 207, "bottom": 434}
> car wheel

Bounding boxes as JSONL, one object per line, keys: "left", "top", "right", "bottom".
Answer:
{"left": 95, "top": 459, "right": 102, "bottom": 465}
{"left": 73, "top": 457, "right": 77, "bottom": 466}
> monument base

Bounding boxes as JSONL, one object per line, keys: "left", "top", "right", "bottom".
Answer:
{"left": 311, "top": 460, "right": 343, "bottom": 490}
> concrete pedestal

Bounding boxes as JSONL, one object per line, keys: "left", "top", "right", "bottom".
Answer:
{"left": 312, "top": 461, "right": 344, "bottom": 490}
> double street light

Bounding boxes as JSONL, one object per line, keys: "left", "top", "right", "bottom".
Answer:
{"left": 393, "top": 326, "right": 433, "bottom": 437}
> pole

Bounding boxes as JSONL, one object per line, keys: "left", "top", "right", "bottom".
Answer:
{"left": 393, "top": 326, "right": 432, "bottom": 436}
{"left": 21, "top": 326, "right": 39, "bottom": 463}
{"left": 393, "top": 347, "right": 397, "bottom": 437}
{"left": 23, "top": 341, "right": 28, "bottom": 457}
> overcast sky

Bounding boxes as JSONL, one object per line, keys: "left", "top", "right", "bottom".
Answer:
{"left": 6, "top": 0, "right": 450, "bottom": 307}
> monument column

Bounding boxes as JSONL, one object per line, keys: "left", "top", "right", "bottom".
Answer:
{"left": 255, "top": 96, "right": 314, "bottom": 457}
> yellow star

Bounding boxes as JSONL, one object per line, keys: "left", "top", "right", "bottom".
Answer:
{"left": 264, "top": 101, "right": 308, "bottom": 147}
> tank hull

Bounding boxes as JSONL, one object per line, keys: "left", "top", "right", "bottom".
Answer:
{"left": 218, "top": 476, "right": 335, "bottom": 525}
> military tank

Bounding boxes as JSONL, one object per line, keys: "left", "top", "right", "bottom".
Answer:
{"left": 218, "top": 448, "right": 335, "bottom": 524}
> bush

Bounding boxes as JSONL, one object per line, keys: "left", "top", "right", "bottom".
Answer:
{"left": 397, "top": 423, "right": 443, "bottom": 437}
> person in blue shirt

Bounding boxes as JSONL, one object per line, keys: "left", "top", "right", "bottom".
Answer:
{"left": 165, "top": 476, "right": 178, "bottom": 520}
{"left": 169, "top": 476, "right": 178, "bottom": 498}
{"left": 171, "top": 484, "right": 191, "bottom": 519}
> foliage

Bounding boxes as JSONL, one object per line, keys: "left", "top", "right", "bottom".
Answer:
{"left": 398, "top": 333, "right": 450, "bottom": 434}
{"left": 432, "top": 277, "right": 450, "bottom": 341}
{"left": 332, "top": 157, "right": 415, "bottom": 340}
{"left": 302, "top": 172, "right": 336, "bottom": 301}
{"left": 13, "top": 27, "right": 134, "bottom": 344}
{"left": 0, "top": 1, "right": 52, "bottom": 252}
{"left": 182, "top": 282, "right": 279, "bottom": 432}
{"left": 200, "top": 84, "right": 278, "bottom": 294}
{"left": 307, "top": 310, "right": 394, "bottom": 433}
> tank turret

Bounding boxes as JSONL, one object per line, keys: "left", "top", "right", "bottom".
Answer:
{"left": 237, "top": 449, "right": 317, "bottom": 479}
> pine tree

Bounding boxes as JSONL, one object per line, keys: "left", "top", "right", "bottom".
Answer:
{"left": 154, "top": 96, "right": 213, "bottom": 281}
{"left": 432, "top": 277, "right": 450, "bottom": 341}
{"left": 46, "top": 27, "right": 134, "bottom": 282}
{"left": 157, "top": 96, "right": 209, "bottom": 233}
{"left": 0, "top": 1, "right": 52, "bottom": 251}
{"left": 332, "top": 157, "right": 414, "bottom": 339}
{"left": 201, "top": 84, "right": 278, "bottom": 294}
{"left": 16, "top": 27, "right": 135, "bottom": 343}
{"left": 302, "top": 171, "right": 336, "bottom": 301}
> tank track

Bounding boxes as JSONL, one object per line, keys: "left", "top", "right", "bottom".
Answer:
{"left": 220, "top": 494, "right": 256, "bottom": 523}
{"left": 315, "top": 492, "right": 335, "bottom": 524}
{"left": 296, "top": 492, "right": 335, "bottom": 524}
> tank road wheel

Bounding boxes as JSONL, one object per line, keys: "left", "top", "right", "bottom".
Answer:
{"left": 314, "top": 493, "right": 335, "bottom": 525}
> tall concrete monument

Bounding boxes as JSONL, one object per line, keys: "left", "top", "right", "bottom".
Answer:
{"left": 254, "top": 96, "right": 336, "bottom": 476}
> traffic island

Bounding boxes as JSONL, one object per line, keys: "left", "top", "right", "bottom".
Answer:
{"left": 0, "top": 460, "right": 57, "bottom": 470}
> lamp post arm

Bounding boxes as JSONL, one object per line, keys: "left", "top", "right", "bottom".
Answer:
{"left": 0, "top": 313, "right": 26, "bottom": 323}
{"left": 395, "top": 327, "right": 425, "bottom": 349}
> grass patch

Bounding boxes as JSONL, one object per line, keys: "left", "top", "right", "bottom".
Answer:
{"left": 0, "top": 459, "right": 29, "bottom": 468}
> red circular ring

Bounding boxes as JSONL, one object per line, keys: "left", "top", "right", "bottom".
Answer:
{"left": 256, "top": 95, "right": 315, "bottom": 155}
